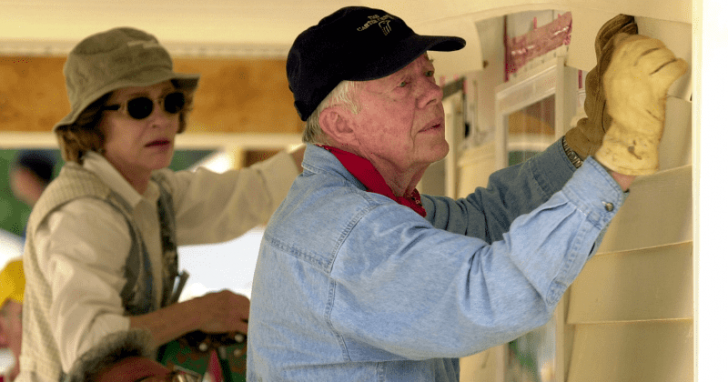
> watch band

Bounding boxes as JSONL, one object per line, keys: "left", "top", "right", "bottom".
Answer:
{"left": 561, "top": 136, "right": 584, "bottom": 169}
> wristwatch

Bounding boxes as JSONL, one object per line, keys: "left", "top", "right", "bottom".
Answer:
{"left": 561, "top": 136, "right": 584, "bottom": 169}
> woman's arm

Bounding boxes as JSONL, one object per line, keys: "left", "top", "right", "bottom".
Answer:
{"left": 129, "top": 290, "right": 250, "bottom": 347}
{"left": 168, "top": 149, "right": 302, "bottom": 246}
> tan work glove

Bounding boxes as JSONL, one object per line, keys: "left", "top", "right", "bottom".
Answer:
{"left": 594, "top": 34, "right": 688, "bottom": 175}
{"left": 564, "top": 14, "right": 638, "bottom": 159}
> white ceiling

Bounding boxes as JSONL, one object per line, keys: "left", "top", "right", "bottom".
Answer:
{"left": 0, "top": 0, "right": 693, "bottom": 75}
{"left": 0, "top": 0, "right": 476, "bottom": 57}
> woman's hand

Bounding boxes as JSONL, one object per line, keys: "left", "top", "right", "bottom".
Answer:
{"left": 193, "top": 290, "right": 250, "bottom": 334}
{"left": 130, "top": 289, "right": 251, "bottom": 347}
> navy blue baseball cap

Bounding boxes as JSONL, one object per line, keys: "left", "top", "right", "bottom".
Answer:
{"left": 287, "top": 6, "right": 466, "bottom": 121}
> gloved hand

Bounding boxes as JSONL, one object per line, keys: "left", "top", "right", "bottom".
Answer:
{"left": 594, "top": 34, "right": 688, "bottom": 175}
{"left": 564, "top": 14, "right": 638, "bottom": 159}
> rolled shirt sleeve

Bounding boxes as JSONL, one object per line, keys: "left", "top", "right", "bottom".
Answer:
{"left": 169, "top": 150, "right": 300, "bottom": 245}
{"left": 423, "top": 137, "right": 578, "bottom": 243}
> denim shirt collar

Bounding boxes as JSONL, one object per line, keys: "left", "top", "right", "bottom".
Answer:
{"left": 303, "top": 143, "right": 367, "bottom": 190}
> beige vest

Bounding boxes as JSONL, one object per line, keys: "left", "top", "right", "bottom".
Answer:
{"left": 19, "top": 163, "right": 178, "bottom": 381}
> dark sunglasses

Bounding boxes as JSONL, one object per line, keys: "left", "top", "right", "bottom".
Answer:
{"left": 103, "top": 92, "right": 186, "bottom": 120}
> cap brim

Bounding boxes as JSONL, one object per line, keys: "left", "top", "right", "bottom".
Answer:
{"left": 53, "top": 69, "right": 200, "bottom": 131}
{"left": 348, "top": 34, "right": 466, "bottom": 82}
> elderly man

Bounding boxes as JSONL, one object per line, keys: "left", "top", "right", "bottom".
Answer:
{"left": 0, "top": 260, "right": 25, "bottom": 381}
{"left": 247, "top": 6, "right": 686, "bottom": 381}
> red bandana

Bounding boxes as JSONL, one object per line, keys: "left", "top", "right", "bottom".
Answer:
{"left": 319, "top": 145, "right": 427, "bottom": 217}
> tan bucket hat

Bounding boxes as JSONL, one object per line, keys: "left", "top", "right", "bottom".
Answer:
{"left": 53, "top": 27, "right": 200, "bottom": 131}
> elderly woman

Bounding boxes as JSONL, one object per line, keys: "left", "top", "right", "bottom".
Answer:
{"left": 18, "top": 27, "right": 303, "bottom": 382}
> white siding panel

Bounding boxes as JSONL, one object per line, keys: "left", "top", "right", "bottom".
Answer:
{"left": 596, "top": 165, "right": 692, "bottom": 253}
{"left": 567, "top": 321, "right": 693, "bottom": 382}
{"left": 659, "top": 98, "right": 693, "bottom": 170}
{"left": 459, "top": 347, "right": 502, "bottom": 382}
{"left": 568, "top": 242, "right": 693, "bottom": 323}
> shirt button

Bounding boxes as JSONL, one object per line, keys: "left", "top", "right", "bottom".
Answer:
{"left": 604, "top": 202, "right": 614, "bottom": 212}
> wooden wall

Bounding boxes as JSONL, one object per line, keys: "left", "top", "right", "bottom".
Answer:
{"left": 0, "top": 55, "right": 302, "bottom": 135}
{"left": 0, "top": 56, "right": 68, "bottom": 132}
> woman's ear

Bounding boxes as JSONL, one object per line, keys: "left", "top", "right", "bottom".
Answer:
{"left": 319, "top": 106, "right": 356, "bottom": 146}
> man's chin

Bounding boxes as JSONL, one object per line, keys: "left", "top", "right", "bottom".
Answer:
{"left": 428, "top": 141, "right": 450, "bottom": 163}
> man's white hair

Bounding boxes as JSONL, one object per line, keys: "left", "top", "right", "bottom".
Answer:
{"left": 303, "top": 80, "right": 363, "bottom": 145}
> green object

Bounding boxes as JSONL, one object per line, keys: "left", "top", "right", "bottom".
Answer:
{"left": 158, "top": 333, "right": 247, "bottom": 382}
{"left": 218, "top": 343, "right": 247, "bottom": 382}
{"left": 158, "top": 339, "right": 209, "bottom": 379}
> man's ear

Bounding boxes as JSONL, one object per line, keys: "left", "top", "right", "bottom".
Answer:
{"left": 319, "top": 106, "right": 357, "bottom": 146}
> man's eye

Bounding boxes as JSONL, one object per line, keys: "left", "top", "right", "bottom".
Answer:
{"left": 425, "top": 71, "right": 435, "bottom": 77}
{"left": 398, "top": 81, "right": 408, "bottom": 87}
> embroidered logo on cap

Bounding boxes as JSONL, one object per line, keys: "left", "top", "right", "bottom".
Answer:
{"left": 357, "top": 14, "right": 395, "bottom": 36}
{"left": 127, "top": 40, "right": 162, "bottom": 49}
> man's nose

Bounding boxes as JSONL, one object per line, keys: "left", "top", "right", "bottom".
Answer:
{"left": 417, "top": 77, "right": 443, "bottom": 109}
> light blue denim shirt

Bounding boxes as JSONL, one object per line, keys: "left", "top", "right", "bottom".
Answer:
{"left": 248, "top": 141, "right": 627, "bottom": 381}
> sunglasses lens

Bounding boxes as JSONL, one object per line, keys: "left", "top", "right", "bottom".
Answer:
{"left": 164, "top": 92, "right": 186, "bottom": 114}
{"left": 113, "top": 92, "right": 185, "bottom": 120}
{"left": 126, "top": 97, "right": 155, "bottom": 119}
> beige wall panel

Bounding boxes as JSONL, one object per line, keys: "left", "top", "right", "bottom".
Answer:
{"left": 567, "top": 320, "right": 693, "bottom": 382}
{"left": 563, "top": 8, "right": 618, "bottom": 72}
{"left": 460, "top": 347, "right": 501, "bottom": 382}
{"left": 596, "top": 165, "right": 692, "bottom": 253}
{"left": 568, "top": 242, "right": 693, "bottom": 323}
{"left": 634, "top": 17, "right": 693, "bottom": 101}
{"left": 659, "top": 98, "right": 692, "bottom": 170}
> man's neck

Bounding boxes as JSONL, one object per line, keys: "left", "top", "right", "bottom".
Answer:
{"left": 323, "top": 143, "right": 426, "bottom": 198}
{"left": 318, "top": 144, "right": 427, "bottom": 217}
{"left": 373, "top": 161, "right": 426, "bottom": 198}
